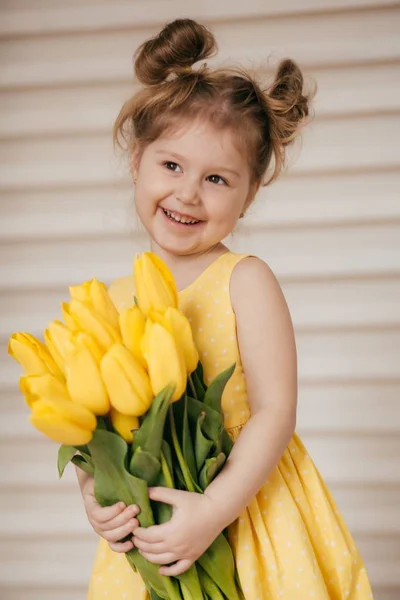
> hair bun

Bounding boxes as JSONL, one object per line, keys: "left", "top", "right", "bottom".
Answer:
{"left": 134, "top": 18, "right": 217, "bottom": 86}
{"left": 267, "top": 59, "right": 311, "bottom": 146}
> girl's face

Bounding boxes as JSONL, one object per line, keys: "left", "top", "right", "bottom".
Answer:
{"left": 132, "top": 119, "right": 256, "bottom": 257}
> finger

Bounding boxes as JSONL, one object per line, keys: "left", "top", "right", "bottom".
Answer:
{"left": 159, "top": 559, "right": 193, "bottom": 576}
{"left": 109, "top": 539, "right": 134, "bottom": 553}
{"left": 138, "top": 550, "right": 176, "bottom": 565}
{"left": 101, "top": 505, "right": 139, "bottom": 532}
{"left": 133, "top": 537, "right": 166, "bottom": 554}
{"left": 148, "top": 486, "right": 184, "bottom": 506}
{"left": 89, "top": 500, "right": 126, "bottom": 524}
{"left": 102, "top": 519, "right": 138, "bottom": 543}
{"left": 134, "top": 523, "right": 169, "bottom": 543}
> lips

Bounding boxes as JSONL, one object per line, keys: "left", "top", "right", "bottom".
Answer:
{"left": 161, "top": 207, "right": 202, "bottom": 225}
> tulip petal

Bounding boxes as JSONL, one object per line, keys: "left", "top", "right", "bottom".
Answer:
{"left": 8, "top": 333, "right": 63, "bottom": 379}
{"left": 101, "top": 344, "right": 152, "bottom": 416}
{"left": 110, "top": 408, "right": 139, "bottom": 443}
{"left": 70, "top": 280, "right": 120, "bottom": 331}
{"left": 30, "top": 396, "right": 96, "bottom": 445}
{"left": 119, "top": 306, "right": 146, "bottom": 368}
{"left": 20, "top": 373, "right": 69, "bottom": 408}
{"left": 64, "top": 333, "right": 110, "bottom": 415}
{"left": 134, "top": 253, "right": 178, "bottom": 316}
{"left": 68, "top": 299, "right": 121, "bottom": 351}
{"left": 142, "top": 322, "right": 186, "bottom": 402}
{"left": 163, "top": 307, "right": 199, "bottom": 373}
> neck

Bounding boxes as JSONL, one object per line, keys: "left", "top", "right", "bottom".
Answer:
{"left": 149, "top": 241, "right": 228, "bottom": 291}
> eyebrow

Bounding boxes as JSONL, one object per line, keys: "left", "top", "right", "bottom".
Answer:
{"left": 154, "top": 149, "right": 241, "bottom": 178}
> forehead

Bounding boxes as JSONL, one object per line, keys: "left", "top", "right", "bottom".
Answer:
{"left": 150, "top": 118, "right": 246, "bottom": 165}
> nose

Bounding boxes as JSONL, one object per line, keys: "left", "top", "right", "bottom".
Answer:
{"left": 175, "top": 177, "right": 200, "bottom": 206}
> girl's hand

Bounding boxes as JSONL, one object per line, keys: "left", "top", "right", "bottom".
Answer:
{"left": 83, "top": 490, "right": 140, "bottom": 553}
{"left": 133, "top": 487, "right": 224, "bottom": 576}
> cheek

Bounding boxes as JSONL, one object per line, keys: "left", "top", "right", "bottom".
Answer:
{"left": 209, "top": 196, "right": 242, "bottom": 226}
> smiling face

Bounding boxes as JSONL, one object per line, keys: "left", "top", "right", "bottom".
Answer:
{"left": 132, "top": 119, "right": 256, "bottom": 257}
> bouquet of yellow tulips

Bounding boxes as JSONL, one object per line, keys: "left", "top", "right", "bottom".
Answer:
{"left": 8, "top": 253, "right": 243, "bottom": 600}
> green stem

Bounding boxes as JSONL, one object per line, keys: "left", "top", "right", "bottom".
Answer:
{"left": 169, "top": 404, "right": 194, "bottom": 492}
{"left": 188, "top": 375, "right": 198, "bottom": 401}
{"left": 160, "top": 451, "right": 174, "bottom": 489}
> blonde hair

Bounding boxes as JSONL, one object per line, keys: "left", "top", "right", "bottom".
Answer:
{"left": 113, "top": 18, "right": 314, "bottom": 185}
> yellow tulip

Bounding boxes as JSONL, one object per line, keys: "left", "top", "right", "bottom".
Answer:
{"left": 44, "top": 320, "right": 71, "bottom": 374}
{"left": 119, "top": 306, "right": 146, "bottom": 368}
{"left": 69, "top": 279, "right": 120, "bottom": 331}
{"left": 20, "top": 373, "right": 69, "bottom": 408}
{"left": 110, "top": 408, "right": 139, "bottom": 443}
{"left": 134, "top": 252, "right": 178, "bottom": 316}
{"left": 142, "top": 320, "right": 186, "bottom": 402}
{"left": 101, "top": 344, "right": 152, "bottom": 416}
{"left": 163, "top": 307, "right": 199, "bottom": 373}
{"left": 30, "top": 395, "right": 97, "bottom": 445}
{"left": 8, "top": 332, "right": 63, "bottom": 379}
{"left": 64, "top": 331, "right": 110, "bottom": 415}
{"left": 64, "top": 298, "right": 121, "bottom": 351}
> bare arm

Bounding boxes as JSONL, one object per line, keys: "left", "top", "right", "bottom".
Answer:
{"left": 204, "top": 257, "right": 298, "bottom": 527}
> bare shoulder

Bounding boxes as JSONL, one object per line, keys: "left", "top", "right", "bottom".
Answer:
{"left": 230, "top": 256, "right": 287, "bottom": 314}
{"left": 230, "top": 256, "right": 297, "bottom": 413}
{"left": 108, "top": 275, "right": 135, "bottom": 312}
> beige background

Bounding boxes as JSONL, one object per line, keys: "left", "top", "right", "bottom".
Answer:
{"left": 0, "top": 1, "right": 399, "bottom": 599}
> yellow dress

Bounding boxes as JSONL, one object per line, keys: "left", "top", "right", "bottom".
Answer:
{"left": 88, "top": 252, "right": 373, "bottom": 599}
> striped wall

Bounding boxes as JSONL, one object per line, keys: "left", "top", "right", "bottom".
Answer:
{"left": 0, "top": 1, "right": 399, "bottom": 598}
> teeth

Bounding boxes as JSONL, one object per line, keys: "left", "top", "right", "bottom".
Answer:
{"left": 164, "top": 208, "right": 200, "bottom": 225}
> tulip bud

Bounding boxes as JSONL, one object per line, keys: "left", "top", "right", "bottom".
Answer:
{"left": 119, "top": 306, "right": 146, "bottom": 368}
{"left": 65, "top": 299, "right": 121, "bottom": 351}
{"left": 69, "top": 279, "right": 120, "bottom": 331}
{"left": 30, "top": 395, "right": 97, "bottom": 446}
{"left": 163, "top": 307, "right": 199, "bottom": 373}
{"left": 8, "top": 332, "right": 63, "bottom": 379}
{"left": 64, "top": 331, "right": 110, "bottom": 415}
{"left": 110, "top": 408, "right": 139, "bottom": 443}
{"left": 142, "top": 321, "right": 186, "bottom": 402}
{"left": 134, "top": 252, "right": 178, "bottom": 316}
{"left": 100, "top": 344, "right": 153, "bottom": 417}
{"left": 20, "top": 373, "right": 69, "bottom": 408}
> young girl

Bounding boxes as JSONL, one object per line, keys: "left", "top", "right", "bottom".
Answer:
{"left": 78, "top": 18, "right": 373, "bottom": 599}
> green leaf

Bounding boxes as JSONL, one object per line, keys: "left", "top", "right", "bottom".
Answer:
{"left": 88, "top": 429, "right": 153, "bottom": 526}
{"left": 181, "top": 394, "right": 199, "bottom": 486}
{"left": 71, "top": 454, "right": 94, "bottom": 475}
{"left": 194, "top": 361, "right": 206, "bottom": 389}
{"left": 199, "top": 453, "right": 226, "bottom": 490}
{"left": 194, "top": 412, "right": 214, "bottom": 473}
{"left": 220, "top": 428, "right": 234, "bottom": 456}
{"left": 189, "top": 370, "right": 206, "bottom": 402}
{"left": 197, "top": 564, "right": 225, "bottom": 599}
{"left": 198, "top": 534, "right": 244, "bottom": 600}
{"left": 186, "top": 396, "right": 223, "bottom": 442}
{"left": 179, "top": 569, "right": 205, "bottom": 599}
{"left": 57, "top": 445, "right": 77, "bottom": 478}
{"left": 133, "top": 386, "right": 173, "bottom": 458}
{"left": 130, "top": 447, "right": 161, "bottom": 486}
{"left": 125, "top": 548, "right": 182, "bottom": 599}
{"left": 203, "top": 363, "right": 236, "bottom": 414}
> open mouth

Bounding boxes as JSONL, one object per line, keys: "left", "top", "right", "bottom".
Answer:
{"left": 161, "top": 207, "right": 202, "bottom": 226}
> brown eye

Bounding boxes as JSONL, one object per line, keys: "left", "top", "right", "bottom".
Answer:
{"left": 208, "top": 174, "right": 227, "bottom": 185}
{"left": 163, "top": 161, "right": 182, "bottom": 172}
